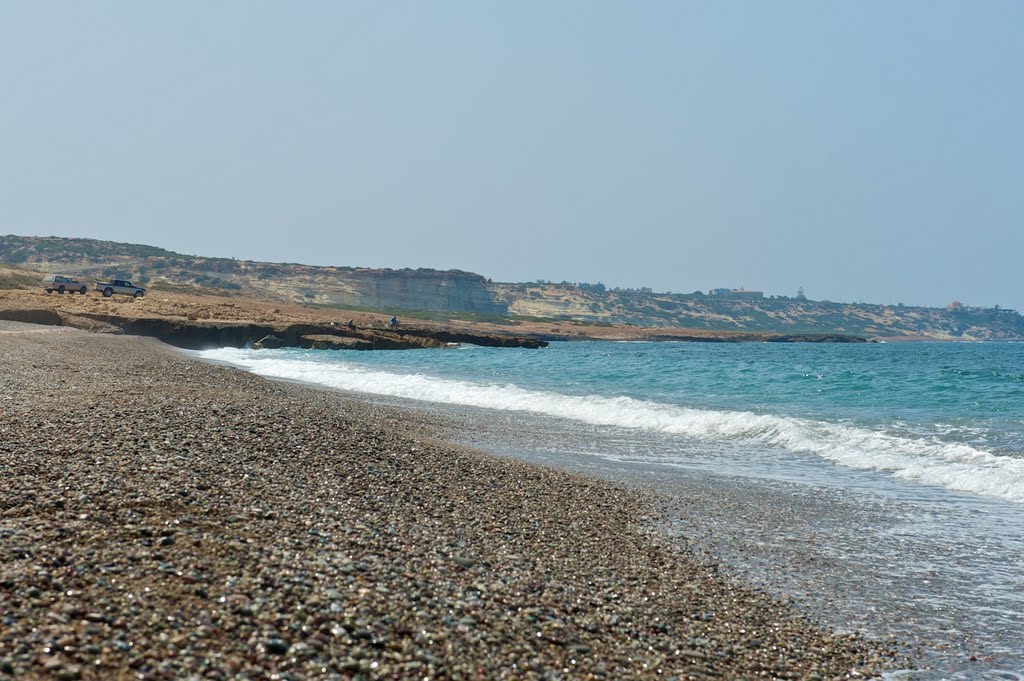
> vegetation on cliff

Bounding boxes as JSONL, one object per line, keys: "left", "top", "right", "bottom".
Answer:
{"left": 493, "top": 282, "right": 1024, "bottom": 340}
{"left": 2, "top": 235, "right": 1021, "bottom": 340}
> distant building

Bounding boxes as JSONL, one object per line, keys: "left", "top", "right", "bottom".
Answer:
{"left": 947, "top": 300, "right": 963, "bottom": 311}
{"left": 709, "top": 288, "right": 764, "bottom": 300}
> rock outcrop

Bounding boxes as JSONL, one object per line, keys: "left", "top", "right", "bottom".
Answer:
{"left": 765, "top": 334, "right": 871, "bottom": 343}
{"left": 0, "top": 308, "right": 548, "bottom": 351}
{"left": 300, "top": 335, "right": 375, "bottom": 351}
{"left": 252, "top": 334, "right": 286, "bottom": 349}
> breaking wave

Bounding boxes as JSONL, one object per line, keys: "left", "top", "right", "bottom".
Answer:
{"left": 198, "top": 347, "right": 1024, "bottom": 505}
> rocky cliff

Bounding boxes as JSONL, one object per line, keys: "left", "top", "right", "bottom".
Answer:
{"left": 0, "top": 235, "right": 507, "bottom": 316}
{"left": 0, "top": 305, "right": 546, "bottom": 351}
{"left": 318, "top": 268, "right": 505, "bottom": 314}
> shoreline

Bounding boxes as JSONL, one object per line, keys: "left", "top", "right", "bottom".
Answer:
{"left": 0, "top": 324, "right": 904, "bottom": 678}
{"left": 0, "top": 289, "right": 889, "bottom": 349}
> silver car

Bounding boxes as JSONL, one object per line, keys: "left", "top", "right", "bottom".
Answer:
{"left": 42, "top": 274, "right": 88, "bottom": 295}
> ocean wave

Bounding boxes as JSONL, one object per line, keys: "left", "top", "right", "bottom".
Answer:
{"left": 197, "top": 348, "right": 1024, "bottom": 505}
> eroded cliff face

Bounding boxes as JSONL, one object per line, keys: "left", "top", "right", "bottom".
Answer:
{"left": 330, "top": 269, "right": 506, "bottom": 314}
{"left": 0, "top": 235, "right": 509, "bottom": 315}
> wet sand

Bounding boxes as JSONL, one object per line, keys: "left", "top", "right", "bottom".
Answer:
{"left": 0, "top": 324, "right": 902, "bottom": 678}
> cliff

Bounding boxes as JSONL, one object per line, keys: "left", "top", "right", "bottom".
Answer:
{"left": 3, "top": 235, "right": 1023, "bottom": 340}
{"left": 492, "top": 282, "right": 1024, "bottom": 341}
{"left": 0, "top": 236, "right": 507, "bottom": 316}
{"left": 326, "top": 268, "right": 505, "bottom": 314}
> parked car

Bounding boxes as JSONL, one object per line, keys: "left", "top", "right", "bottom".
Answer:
{"left": 42, "top": 274, "right": 88, "bottom": 295}
{"left": 95, "top": 279, "right": 146, "bottom": 298}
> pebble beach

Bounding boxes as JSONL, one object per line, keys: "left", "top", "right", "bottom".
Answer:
{"left": 0, "top": 323, "right": 903, "bottom": 679}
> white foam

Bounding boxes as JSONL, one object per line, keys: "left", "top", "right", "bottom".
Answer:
{"left": 198, "top": 348, "right": 1024, "bottom": 505}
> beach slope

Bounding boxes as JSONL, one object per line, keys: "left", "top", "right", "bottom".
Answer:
{"left": 0, "top": 323, "right": 899, "bottom": 678}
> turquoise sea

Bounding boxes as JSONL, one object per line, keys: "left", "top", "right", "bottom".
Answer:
{"left": 198, "top": 340, "right": 1024, "bottom": 678}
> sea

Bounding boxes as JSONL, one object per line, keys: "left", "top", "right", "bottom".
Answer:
{"left": 195, "top": 340, "right": 1024, "bottom": 679}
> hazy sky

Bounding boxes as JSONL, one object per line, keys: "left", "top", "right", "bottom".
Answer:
{"left": 2, "top": 2, "right": 1021, "bottom": 309}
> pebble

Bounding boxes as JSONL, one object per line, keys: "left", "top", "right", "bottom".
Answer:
{"left": 0, "top": 327, "right": 907, "bottom": 677}
{"left": 263, "top": 638, "right": 290, "bottom": 655}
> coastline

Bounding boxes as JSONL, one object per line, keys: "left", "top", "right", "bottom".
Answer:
{"left": 0, "top": 324, "right": 903, "bottom": 678}
{"left": 0, "top": 289, "right": 881, "bottom": 350}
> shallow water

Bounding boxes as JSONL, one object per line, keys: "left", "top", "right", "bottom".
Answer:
{"left": 199, "top": 341, "right": 1024, "bottom": 505}
{"left": 197, "top": 340, "right": 1024, "bottom": 678}
{"left": 423, "top": 404, "right": 1023, "bottom": 679}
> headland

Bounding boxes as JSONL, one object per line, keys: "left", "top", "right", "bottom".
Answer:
{"left": 0, "top": 288, "right": 872, "bottom": 350}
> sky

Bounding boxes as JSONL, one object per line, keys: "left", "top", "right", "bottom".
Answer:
{"left": 1, "top": 2, "right": 1021, "bottom": 310}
